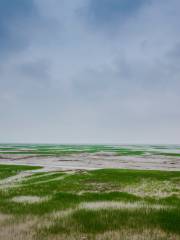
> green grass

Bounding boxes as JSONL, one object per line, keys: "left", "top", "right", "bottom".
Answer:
{"left": 0, "top": 164, "right": 41, "bottom": 180}
{"left": 70, "top": 208, "right": 180, "bottom": 234}
{"left": 0, "top": 163, "right": 180, "bottom": 239}
{"left": 1, "top": 144, "right": 180, "bottom": 158}
{"left": 0, "top": 167, "right": 179, "bottom": 213}
{"left": 155, "top": 152, "right": 180, "bottom": 157}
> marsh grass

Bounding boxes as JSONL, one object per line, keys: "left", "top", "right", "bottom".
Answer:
{"left": 0, "top": 165, "right": 41, "bottom": 180}
{"left": 0, "top": 165, "right": 180, "bottom": 239}
{"left": 1, "top": 144, "right": 180, "bottom": 158}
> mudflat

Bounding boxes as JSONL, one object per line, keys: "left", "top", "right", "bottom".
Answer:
{"left": 0, "top": 152, "right": 180, "bottom": 171}
{"left": 0, "top": 144, "right": 180, "bottom": 240}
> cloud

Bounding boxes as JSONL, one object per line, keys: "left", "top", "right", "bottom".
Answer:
{"left": 0, "top": 0, "right": 180, "bottom": 143}
{"left": 84, "top": 0, "right": 148, "bottom": 28}
{"left": 0, "top": 0, "right": 37, "bottom": 56}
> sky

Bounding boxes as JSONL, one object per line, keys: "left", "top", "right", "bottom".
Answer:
{"left": 0, "top": 0, "right": 180, "bottom": 144}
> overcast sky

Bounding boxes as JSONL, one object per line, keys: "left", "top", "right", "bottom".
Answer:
{"left": 0, "top": 0, "right": 180, "bottom": 144}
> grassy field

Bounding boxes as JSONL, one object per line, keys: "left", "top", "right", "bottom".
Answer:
{"left": 0, "top": 144, "right": 180, "bottom": 157}
{"left": 0, "top": 163, "right": 180, "bottom": 240}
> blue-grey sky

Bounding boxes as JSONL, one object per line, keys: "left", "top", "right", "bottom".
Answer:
{"left": 0, "top": 0, "right": 180, "bottom": 144}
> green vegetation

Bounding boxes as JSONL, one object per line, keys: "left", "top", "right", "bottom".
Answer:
{"left": 0, "top": 164, "right": 179, "bottom": 239}
{"left": 49, "top": 208, "right": 180, "bottom": 234}
{"left": 0, "top": 144, "right": 180, "bottom": 158}
{"left": 156, "top": 152, "right": 180, "bottom": 157}
{"left": 0, "top": 164, "right": 41, "bottom": 180}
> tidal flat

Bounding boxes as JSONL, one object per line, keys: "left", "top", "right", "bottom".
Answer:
{"left": 0, "top": 144, "right": 179, "bottom": 239}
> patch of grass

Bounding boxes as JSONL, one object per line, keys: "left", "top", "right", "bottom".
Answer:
{"left": 44, "top": 208, "right": 180, "bottom": 235}
{"left": 0, "top": 164, "right": 41, "bottom": 180}
{"left": 80, "top": 192, "right": 141, "bottom": 202}
{"left": 116, "top": 150, "right": 145, "bottom": 156}
{"left": 0, "top": 191, "right": 141, "bottom": 216}
{"left": 0, "top": 194, "right": 79, "bottom": 215}
{"left": 23, "top": 172, "right": 66, "bottom": 184}
{"left": 155, "top": 153, "right": 180, "bottom": 157}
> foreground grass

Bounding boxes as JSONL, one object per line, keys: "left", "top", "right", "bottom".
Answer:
{"left": 0, "top": 165, "right": 179, "bottom": 239}
{"left": 46, "top": 208, "right": 180, "bottom": 234}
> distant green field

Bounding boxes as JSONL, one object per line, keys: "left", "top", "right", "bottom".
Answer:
{"left": 0, "top": 164, "right": 179, "bottom": 239}
{"left": 0, "top": 144, "right": 180, "bottom": 157}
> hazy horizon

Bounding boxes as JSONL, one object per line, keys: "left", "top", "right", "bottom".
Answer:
{"left": 0, "top": 142, "right": 179, "bottom": 146}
